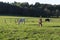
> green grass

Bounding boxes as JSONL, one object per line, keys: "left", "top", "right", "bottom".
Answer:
{"left": 0, "top": 16, "right": 60, "bottom": 40}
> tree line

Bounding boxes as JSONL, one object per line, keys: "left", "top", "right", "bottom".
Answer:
{"left": 0, "top": 2, "right": 60, "bottom": 17}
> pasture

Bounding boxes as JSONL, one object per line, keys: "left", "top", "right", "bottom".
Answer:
{"left": 0, "top": 16, "right": 60, "bottom": 40}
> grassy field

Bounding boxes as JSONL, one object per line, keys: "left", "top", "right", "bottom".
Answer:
{"left": 0, "top": 16, "right": 60, "bottom": 40}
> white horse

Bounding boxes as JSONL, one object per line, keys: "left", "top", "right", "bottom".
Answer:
{"left": 18, "top": 18, "right": 25, "bottom": 24}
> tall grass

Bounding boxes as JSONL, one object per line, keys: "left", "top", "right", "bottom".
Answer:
{"left": 0, "top": 16, "right": 60, "bottom": 40}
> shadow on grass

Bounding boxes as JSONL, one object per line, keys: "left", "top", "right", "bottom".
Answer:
{"left": 50, "top": 26, "right": 60, "bottom": 27}
{"left": 26, "top": 24, "right": 38, "bottom": 26}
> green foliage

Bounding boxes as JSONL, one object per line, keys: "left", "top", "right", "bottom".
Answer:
{"left": 0, "top": 2, "right": 60, "bottom": 17}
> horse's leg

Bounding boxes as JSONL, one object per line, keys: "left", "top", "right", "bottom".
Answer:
{"left": 18, "top": 21, "right": 20, "bottom": 24}
{"left": 40, "top": 23, "right": 42, "bottom": 27}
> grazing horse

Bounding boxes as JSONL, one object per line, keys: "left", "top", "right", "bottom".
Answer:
{"left": 45, "top": 19, "right": 50, "bottom": 22}
{"left": 39, "top": 18, "right": 42, "bottom": 27}
{"left": 18, "top": 18, "right": 25, "bottom": 24}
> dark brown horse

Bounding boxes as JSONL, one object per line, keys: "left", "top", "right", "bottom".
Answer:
{"left": 39, "top": 18, "right": 42, "bottom": 27}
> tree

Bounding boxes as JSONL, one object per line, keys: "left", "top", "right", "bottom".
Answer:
{"left": 20, "top": 2, "right": 29, "bottom": 8}
{"left": 34, "top": 2, "right": 41, "bottom": 8}
{"left": 56, "top": 9, "right": 59, "bottom": 18}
